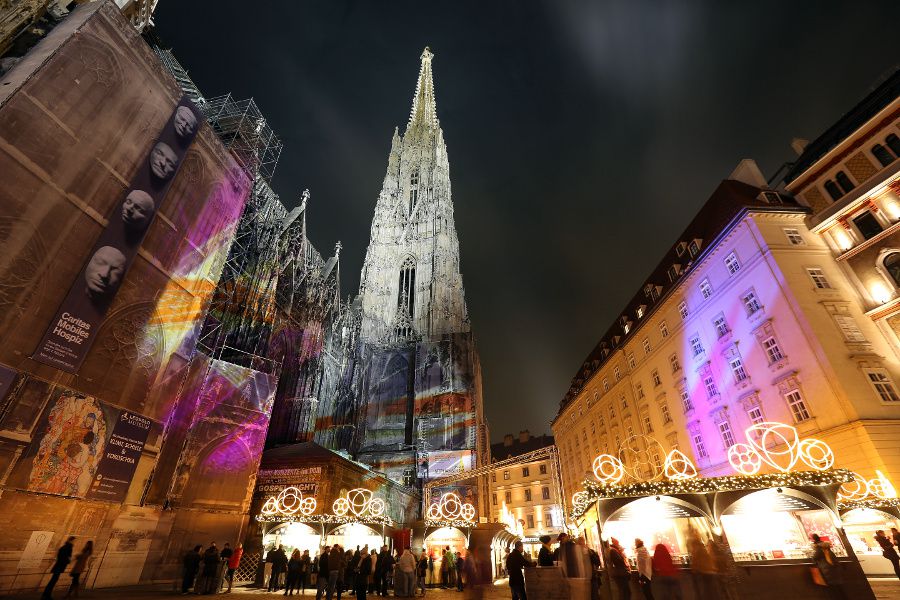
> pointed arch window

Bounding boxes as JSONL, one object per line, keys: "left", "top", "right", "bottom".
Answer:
{"left": 396, "top": 256, "right": 417, "bottom": 338}
{"left": 409, "top": 170, "right": 420, "bottom": 216}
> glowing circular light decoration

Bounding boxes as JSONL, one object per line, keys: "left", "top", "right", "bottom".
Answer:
{"left": 746, "top": 422, "right": 802, "bottom": 473}
{"left": 617, "top": 435, "right": 667, "bottom": 482}
{"left": 426, "top": 492, "right": 476, "bottom": 523}
{"left": 837, "top": 472, "right": 870, "bottom": 502}
{"left": 348, "top": 488, "right": 374, "bottom": 516}
{"left": 869, "top": 470, "right": 898, "bottom": 499}
{"left": 798, "top": 438, "right": 834, "bottom": 471}
{"left": 368, "top": 498, "right": 386, "bottom": 517}
{"left": 592, "top": 454, "right": 625, "bottom": 485}
{"left": 663, "top": 448, "right": 698, "bottom": 480}
{"left": 727, "top": 443, "right": 762, "bottom": 476}
{"left": 259, "top": 486, "right": 317, "bottom": 517}
{"left": 572, "top": 491, "right": 590, "bottom": 514}
{"left": 332, "top": 497, "right": 350, "bottom": 516}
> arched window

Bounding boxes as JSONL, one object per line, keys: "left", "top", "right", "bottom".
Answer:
{"left": 824, "top": 179, "right": 843, "bottom": 201}
{"left": 872, "top": 143, "right": 894, "bottom": 167}
{"left": 396, "top": 256, "right": 416, "bottom": 338}
{"left": 885, "top": 253, "right": 900, "bottom": 288}
{"left": 887, "top": 134, "right": 900, "bottom": 157}
{"left": 835, "top": 171, "right": 854, "bottom": 194}
{"left": 408, "top": 170, "right": 419, "bottom": 216}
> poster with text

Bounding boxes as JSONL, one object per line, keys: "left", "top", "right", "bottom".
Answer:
{"left": 85, "top": 410, "right": 151, "bottom": 502}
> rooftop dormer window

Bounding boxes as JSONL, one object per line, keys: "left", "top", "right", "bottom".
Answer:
{"left": 667, "top": 265, "right": 681, "bottom": 282}
{"left": 835, "top": 171, "right": 855, "bottom": 194}
{"left": 676, "top": 242, "right": 687, "bottom": 257}
{"left": 761, "top": 191, "right": 783, "bottom": 204}
{"left": 688, "top": 239, "right": 701, "bottom": 258}
{"left": 636, "top": 305, "right": 645, "bottom": 319}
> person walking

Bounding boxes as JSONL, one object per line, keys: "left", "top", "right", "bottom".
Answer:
{"left": 219, "top": 543, "right": 233, "bottom": 593}
{"left": 634, "top": 539, "right": 653, "bottom": 600}
{"left": 651, "top": 544, "right": 681, "bottom": 600}
{"left": 42, "top": 536, "right": 75, "bottom": 600}
{"left": 181, "top": 545, "right": 202, "bottom": 595}
{"left": 687, "top": 535, "right": 717, "bottom": 600}
{"left": 443, "top": 546, "right": 456, "bottom": 589}
{"left": 398, "top": 547, "right": 416, "bottom": 597}
{"left": 316, "top": 546, "right": 330, "bottom": 600}
{"left": 225, "top": 543, "right": 243, "bottom": 593}
{"left": 299, "top": 549, "right": 312, "bottom": 595}
{"left": 875, "top": 530, "right": 900, "bottom": 580}
{"left": 416, "top": 551, "right": 428, "bottom": 597}
{"left": 63, "top": 541, "right": 93, "bottom": 599}
{"left": 537, "top": 536, "right": 554, "bottom": 567}
{"left": 506, "top": 541, "right": 533, "bottom": 600}
{"left": 355, "top": 547, "right": 373, "bottom": 600}
{"left": 608, "top": 538, "right": 632, "bottom": 600}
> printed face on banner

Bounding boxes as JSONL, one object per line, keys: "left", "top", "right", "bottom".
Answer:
{"left": 32, "top": 96, "right": 202, "bottom": 373}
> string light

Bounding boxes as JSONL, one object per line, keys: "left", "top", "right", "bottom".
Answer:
{"left": 869, "top": 470, "right": 897, "bottom": 499}
{"left": 332, "top": 488, "right": 385, "bottom": 518}
{"left": 570, "top": 470, "right": 853, "bottom": 519}
{"left": 837, "top": 472, "right": 870, "bottom": 502}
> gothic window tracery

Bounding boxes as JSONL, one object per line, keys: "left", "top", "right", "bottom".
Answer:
{"left": 409, "top": 170, "right": 420, "bottom": 216}
{"left": 396, "top": 256, "right": 417, "bottom": 339}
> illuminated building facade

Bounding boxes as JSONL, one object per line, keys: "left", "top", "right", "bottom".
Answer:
{"left": 297, "top": 48, "right": 488, "bottom": 516}
{"left": 552, "top": 154, "right": 900, "bottom": 514}
{"left": 489, "top": 431, "right": 564, "bottom": 554}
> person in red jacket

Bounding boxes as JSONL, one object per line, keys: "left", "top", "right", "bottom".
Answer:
{"left": 225, "top": 543, "right": 243, "bottom": 593}
{"left": 651, "top": 544, "right": 682, "bottom": 600}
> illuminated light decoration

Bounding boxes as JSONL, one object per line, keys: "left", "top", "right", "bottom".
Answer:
{"left": 259, "top": 486, "right": 317, "bottom": 517}
{"left": 592, "top": 454, "right": 625, "bottom": 485}
{"left": 571, "top": 491, "right": 591, "bottom": 515}
{"left": 869, "top": 470, "right": 898, "bottom": 499}
{"left": 617, "top": 434, "right": 667, "bottom": 482}
{"left": 837, "top": 472, "right": 870, "bottom": 502}
{"left": 368, "top": 498, "right": 386, "bottom": 517}
{"left": 746, "top": 422, "right": 801, "bottom": 472}
{"left": 426, "top": 492, "right": 476, "bottom": 524}
{"left": 333, "top": 497, "right": 350, "bottom": 516}
{"left": 798, "top": 439, "right": 834, "bottom": 471}
{"left": 728, "top": 443, "right": 762, "bottom": 475}
{"left": 662, "top": 449, "right": 698, "bottom": 480}
{"left": 571, "top": 469, "right": 853, "bottom": 519}
{"left": 347, "top": 488, "right": 374, "bottom": 516}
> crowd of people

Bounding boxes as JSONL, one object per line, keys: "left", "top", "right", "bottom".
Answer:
{"left": 181, "top": 541, "right": 244, "bottom": 595}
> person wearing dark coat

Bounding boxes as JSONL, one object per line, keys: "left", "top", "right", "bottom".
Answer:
{"left": 285, "top": 549, "right": 303, "bottom": 596}
{"left": 374, "top": 545, "right": 394, "bottom": 596}
{"left": 506, "top": 541, "right": 534, "bottom": 600}
{"left": 299, "top": 549, "right": 312, "bottom": 593}
{"left": 537, "top": 535, "right": 554, "bottom": 567}
{"left": 42, "top": 536, "right": 75, "bottom": 600}
{"left": 316, "top": 547, "right": 331, "bottom": 600}
{"left": 201, "top": 543, "right": 220, "bottom": 594}
{"left": 354, "top": 549, "right": 373, "bottom": 600}
{"left": 876, "top": 529, "right": 900, "bottom": 580}
{"left": 269, "top": 545, "right": 288, "bottom": 591}
{"left": 181, "top": 545, "right": 202, "bottom": 594}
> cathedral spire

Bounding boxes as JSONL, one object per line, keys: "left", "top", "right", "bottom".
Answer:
{"left": 407, "top": 47, "right": 438, "bottom": 130}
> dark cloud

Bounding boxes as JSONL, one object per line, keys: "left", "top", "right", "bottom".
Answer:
{"left": 154, "top": 0, "right": 900, "bottom": 441}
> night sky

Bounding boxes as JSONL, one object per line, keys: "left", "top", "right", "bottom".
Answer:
{"left": 154, "top": 1, "right": 899, "bottom": 442}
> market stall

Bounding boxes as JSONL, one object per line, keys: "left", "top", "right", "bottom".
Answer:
{"left": 836, "top": 470, "right": 900, "bottom": 575}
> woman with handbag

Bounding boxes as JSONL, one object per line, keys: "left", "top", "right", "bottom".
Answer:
{"left": 810, "top": 534, "right": 846, "bottom": 600}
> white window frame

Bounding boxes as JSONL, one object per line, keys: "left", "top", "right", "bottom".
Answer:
{"left": 784, "top": 228, "right": 805, "bottom": 245}
{"left": 725, "top": 252, "right": 741, "bottom": 275}
{"left": 680, "top": 388, "right": 693, "bottom": 413}
{"left": 690, "top": 335, "right": 704, "bottom": 357}
{"left": 742, "top": 290, "right": 762, "bottom": 316}
{"left": 806, "top": 267, "right": 832, "bottom": 289}
{"left": 865, "top": 369, "right": 900, "bottom": 403}
{"left": 713, "top": 314, "right": 730, "bottom": 338}
{"left": 670, "top": 353, "right": 681, "bottom": 373}
{"left": 679, "top": 301, "right": 689, "bottom": 320}
{"left": 627, "top": 352, "right": 636, "bottom": 369}
{"left": 692, "top": 432, "right": 708, "bottom": 459}
{"left": 700, "top": 278, "right": 713, "bottom": 300}
{"left": 762, "top": 336, "right": 784, "bottom": 364}
{"left": 635, "top": 383, "right": 645, "bottom": 400}
{"left": 717, "top": 419, "right": 736, "bottom": 449}
{"left": 651, "top": 369, "right": 662, "bottom": 387}
{"left": 659, "top": 320, "right": 669, "bottom": 338}
{"left": 643, "top": 337, "right": 652, "bottom": 355}
{"left": 614, "top": 365, "right": 622, "bottom": 381}
{"left": 729, "top": 355, "right": 747, "bottom": 383}
{"left": 784, "top": 389, "right": 811, "bottom": 422}
{"left": 660, "top": 402, "right": 672, "bottom": 424}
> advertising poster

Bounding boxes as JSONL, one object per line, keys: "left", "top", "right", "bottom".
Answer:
{"left": 85, "top": 411, "right": 152, "bottom": 502}
{"left": 33, "top": 96, "right": 202, "bottom": 372}
{"left": 17, "top": 530, "right": 54, "bottom": 571}
{"left": 6, "top": 387, "right": 153, "bottom": 501}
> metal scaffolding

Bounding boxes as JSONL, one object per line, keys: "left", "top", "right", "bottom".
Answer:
{"left": 201, "top": 94, "right": 283, "bottom": 183}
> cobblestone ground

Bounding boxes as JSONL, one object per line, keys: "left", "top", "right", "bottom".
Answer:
{"left": 10, "top": 579, "right": 899, "bottom": 600}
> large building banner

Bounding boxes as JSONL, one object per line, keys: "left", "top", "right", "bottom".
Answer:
{"left": 32, "top": 96, "right": 202, "bottom": 372}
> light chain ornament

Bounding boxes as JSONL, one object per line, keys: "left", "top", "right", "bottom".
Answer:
{"left": 572, "top": 491, "right": 590, "bottom": 515}
{"left": 727, "top": 422, "right": 836, "bottom": 475}
{"left": 869, "top": 470, "right": 898, "bottom": 499}
{"left": 663, "top": 449, "right": 698, "bottom": 480}
{"left": 332, "top": 488, "right": 385, "bottom": 518}
{"left": 592, "top": 454, "right": 625, "bottom": 485}
{"left": 837, "top": 472, "right": 870, "bottom": 502}
{"left": 427, "top": 492, "right": 476, "bottom": 523}
{"left": 260, "top": 486, "right": 317, "bottom": 517}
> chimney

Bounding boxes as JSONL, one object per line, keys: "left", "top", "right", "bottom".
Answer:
{"left": 519, "top": 430, "right": 530, "bottom": 443}
{"left": 791, "top": 138, "right": 809, "bottom": 156}
{"left": 503, "top": 434, "right": 514, "bottom": 447}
